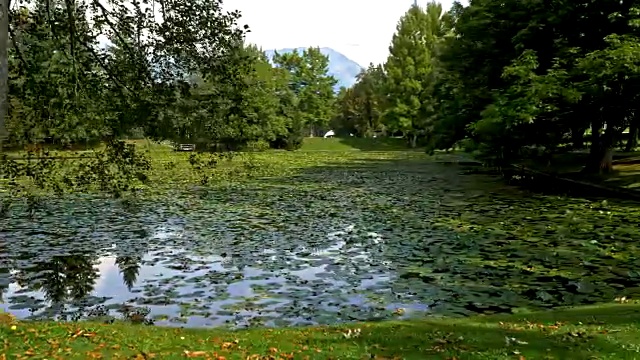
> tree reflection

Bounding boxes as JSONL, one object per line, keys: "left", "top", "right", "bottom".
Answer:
{"left": 0, "top": 238, "right": 10, "bottom": 303}
{"left": 17, "top": 254, "right": 99, "bottom": 303}
{"left": 115, "top": 255, "right": 141, "bottom": 290}
{"left": 0, "top": 266, "right": 8, "bottom": 304}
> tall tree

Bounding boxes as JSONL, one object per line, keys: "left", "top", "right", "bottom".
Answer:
{"left": 383, "top": 2, "right": 448, "bottom": 148}
{"left": 7, "top": 2, "right": 108, "bottom": 146}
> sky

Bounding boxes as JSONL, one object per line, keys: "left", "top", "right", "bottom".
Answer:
{"left": 222, "top": 0, "right": 464, "bottom": 67}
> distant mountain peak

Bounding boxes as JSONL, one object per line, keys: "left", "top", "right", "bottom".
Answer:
{"left": 263, "top": 47, "right": 363, "bottom": 92}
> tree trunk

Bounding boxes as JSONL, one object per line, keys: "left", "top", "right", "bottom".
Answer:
{"left": 584, "top": 120, "right": 614, "bottom": 174}
{"left": 624, "top": 121, "right": 639, "bottom": 152}
{"left": 409, "top": 134, "right": 417, "bottom": 148}
{"left": 0, "top": 0, "right": 9, "bottom": 150}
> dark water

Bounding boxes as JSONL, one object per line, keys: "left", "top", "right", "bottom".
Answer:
{"left": 1, "top": 159, "right": 639, "bottom": 328}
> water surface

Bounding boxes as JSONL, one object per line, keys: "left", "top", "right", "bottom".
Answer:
{"left": 1, "top": 158, "right": 639, "bottom": 327}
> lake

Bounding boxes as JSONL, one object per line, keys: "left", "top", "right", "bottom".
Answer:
{"left": 1, "top": 156, "right": 639, "bottom": 328}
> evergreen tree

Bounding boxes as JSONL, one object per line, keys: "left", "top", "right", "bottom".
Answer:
{"left": 383, "top": 2, "right": 448, "bottom": 147}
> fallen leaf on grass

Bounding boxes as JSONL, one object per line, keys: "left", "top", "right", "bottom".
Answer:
{"left": 70, "top": 329, "right": 95, "bottom": 338}
{"left": 221, "top": 342, "right": 237, "bottom": 350}
{"left": 392, "top": 308, "right": 405, "bottom": 316}
{"left": 184, "top": 350, "right": 208, "bottom": 357}
{"left": 0, "top": 313, "right": 17, "bottom": 325}
{"left": 85, "top": 351, "right": 103, "bottom": 359}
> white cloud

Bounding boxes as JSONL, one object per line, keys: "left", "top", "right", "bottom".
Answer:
{"left": 223, "top": 0, "right": 465, "bottom": 67}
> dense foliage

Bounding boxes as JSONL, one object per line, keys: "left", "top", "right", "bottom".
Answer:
{"left": 0, "top": 0, "right": 339, "bottom": 195}
{"left": 334, "top": 0, "right": 640, "bottom": 173}
{"left": 3, "top": 0, "right": 640, "bottom": 199}
{"left": 1, "top": 1, "right": 338, "bottom": 151}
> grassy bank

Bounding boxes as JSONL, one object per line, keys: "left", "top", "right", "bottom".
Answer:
{"left": 0, "top": 137, "right": 430, "bottom": 197}
{"left": 2, "top": 303, "right": 640, "bottom": 359}
{"left": 299, "top": 137, "right": 416, "bottom": 152}
{"left": 3, "top": 137, "right": 415, "bottom": 155}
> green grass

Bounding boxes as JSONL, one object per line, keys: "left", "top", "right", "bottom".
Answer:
{"left": 2, "top": 303, "right": 640, "bottom": 359}
{"left": 299, "top": 137, "right": 415, "bottom": 152}
{"left": 3, "top": 136, "right": 414, "bottom": 155}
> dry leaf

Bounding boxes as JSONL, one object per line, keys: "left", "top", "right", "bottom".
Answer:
{"left": 183, "top": 350, "right": 208, "bottom": 357}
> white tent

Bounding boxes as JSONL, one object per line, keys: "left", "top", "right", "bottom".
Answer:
{"left": 323, "top": 130, "right": 335, "bottom": 138}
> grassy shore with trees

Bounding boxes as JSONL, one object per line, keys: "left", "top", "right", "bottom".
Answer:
{"left": 2, "top": 0, "right": 640, "bottom": 358}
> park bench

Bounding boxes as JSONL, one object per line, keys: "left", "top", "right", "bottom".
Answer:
{"left": 174, "top": 143, "right": 196, "bottom": 152}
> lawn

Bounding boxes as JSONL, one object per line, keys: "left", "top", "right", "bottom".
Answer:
{"left": 299, "top": 137, "right": 416, "bottom": 152}
{"left": 2, "top": 303, "right": 639, "bottom": 359}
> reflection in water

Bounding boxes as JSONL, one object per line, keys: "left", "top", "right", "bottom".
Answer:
{"left": 0, "top": 256, "right": 8, "bottom": 304}
{"left": 3, "top": 161, "right": 635, "bottom": 328}
{"left": 13, "top": 254, "right": 99, "bottom": 303}
{"left": 0, "top": 220, "right": 423, "bottom": 328}
{"left": 115, "top": 256, "right": 142, "bottom": 290}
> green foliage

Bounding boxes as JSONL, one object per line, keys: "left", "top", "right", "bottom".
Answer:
{"left": 335, "top": 0, "right": 640, "bottom": 170}
{"left": 0, "top": 140, "right": 150, "bottom": 198}
{"left": 1, "top": 0, "right": 255, "bottom": 197}
{"left": 272, "top": 47, "right": 337, "bottom": 137}
{"left": 5, "top": 0, "right": 640, "bottom": 191}
{"left": 429, "top": 0, "right": 640, "bottom": 170}
{"left": 7, "top": 2, "right": 107, "bottom": 146}
{"left": 0, "top": 0, "right": 343, "bottom": 197}
{"left": 332, "top": 64, "right": 386, "bottom": 137}
{"left": 383, "top": 3, "right": 448, "bottom": 147}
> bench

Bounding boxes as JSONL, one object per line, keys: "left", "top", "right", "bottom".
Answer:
{"left": 174, "top": 143, "right": 196, "bottom": 152}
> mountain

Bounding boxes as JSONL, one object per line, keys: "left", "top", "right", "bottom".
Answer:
{"left": 263, "top": 47, "right": 363, "bottom": 92}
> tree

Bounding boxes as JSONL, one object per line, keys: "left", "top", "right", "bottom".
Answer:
{"left": 0, "top": 0, "right": 250, "bottom": 196}
{"left": 383, "top": 2, "right": 449, "bottom": 148}
{"left": 333, "top": 64, "right": 386, "bottom": 137}
{"left": 577, "top": 33, "right": 640, "bottom": 173}
{"left": 427, "top": 0, "right": 640, "bottom": 172}
{"left": 272, "top": 47, "right": 337, "bottom": 138}
{"left": 7, "top": 2, "right": 108, "bottom": 147}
